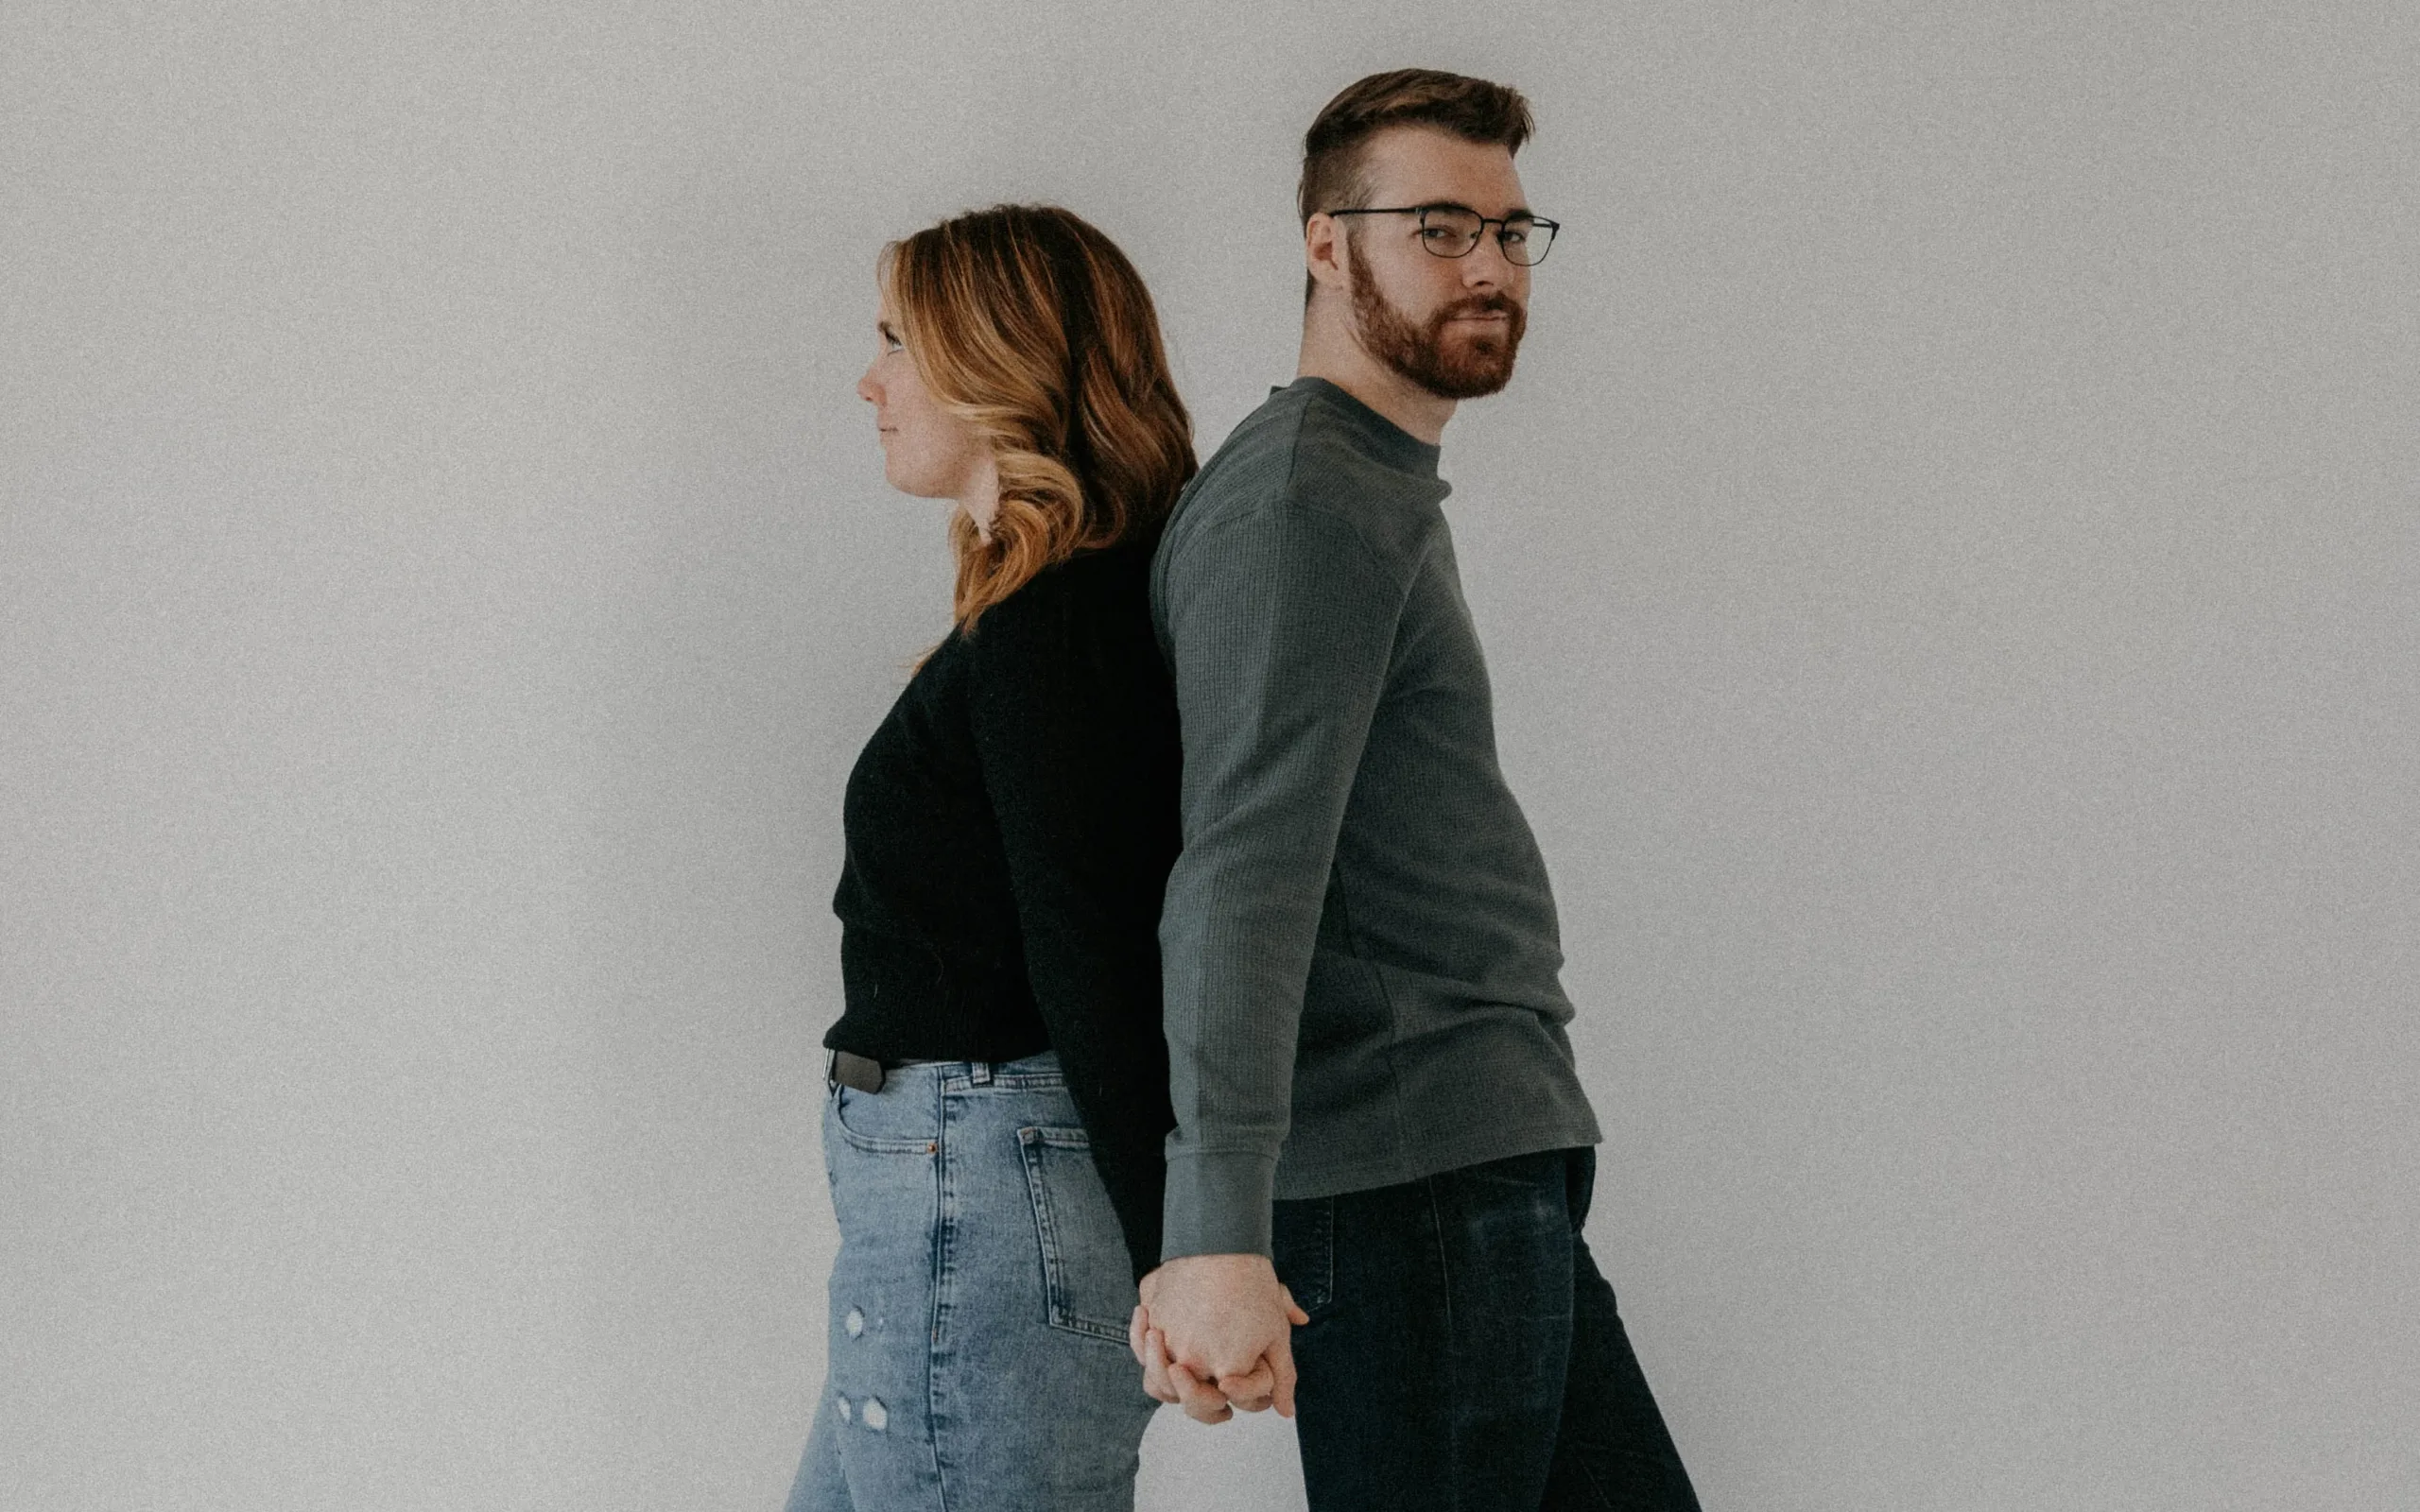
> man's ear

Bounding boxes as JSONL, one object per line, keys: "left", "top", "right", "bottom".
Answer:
{"left": 1304, "top": 213, "right": 1349, "bottom": 300}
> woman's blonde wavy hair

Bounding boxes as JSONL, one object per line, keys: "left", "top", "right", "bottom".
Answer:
{"left": 882, "top": 204, "right": 1197, "bottom": 636}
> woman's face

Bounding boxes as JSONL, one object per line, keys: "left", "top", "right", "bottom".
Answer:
{"left": 856, "top": 285, "right": 988, "bottom": 501}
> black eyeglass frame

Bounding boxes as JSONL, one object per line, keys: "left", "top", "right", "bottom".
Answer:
{"left": 1321, "top": 203, "right": 1562, "bottom": 266}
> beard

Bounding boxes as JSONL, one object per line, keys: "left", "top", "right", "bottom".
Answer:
{"left": 1346, "top": 232, "right": 1527, "bottom": 400}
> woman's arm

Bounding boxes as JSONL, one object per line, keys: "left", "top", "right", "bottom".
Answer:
{"left": 964, "top": 562, "right": 1182, "bottom": 1281}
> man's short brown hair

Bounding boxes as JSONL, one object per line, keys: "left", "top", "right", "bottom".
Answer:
{"left": 1297, "top": 68, "right": 1536, "bottom": 226}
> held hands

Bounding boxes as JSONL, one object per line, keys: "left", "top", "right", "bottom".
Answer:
{"left": 1128, "top": 1253, "right": 1311, "bottom": 1424}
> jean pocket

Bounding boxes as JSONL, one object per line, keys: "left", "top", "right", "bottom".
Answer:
{"left": 828, "top": 1085, "right": 937, "bottom": 1155}
{"left": 1271, "top": 1194, "right": 1335, "bottom": 1315}
{"left": 1014, "top": 1125, "right": 1136, "bottom": 1344}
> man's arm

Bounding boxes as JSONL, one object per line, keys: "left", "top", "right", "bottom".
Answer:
{"left": 1157, "top": 498, "right": 1407, "bottom": 1257}
{"left": 1146, "top": 496, "right": 1409, "bottom": 1402}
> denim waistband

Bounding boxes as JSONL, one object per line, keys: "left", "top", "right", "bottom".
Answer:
{"left": 853, "top": 1049, "right": 1064, "bottom": 1092}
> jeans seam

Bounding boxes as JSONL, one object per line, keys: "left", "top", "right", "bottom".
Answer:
{"left": 1574, "top": 1452, "right": 1616, "bottom": 1510}
{"left": 928, "top": 1075, "right": 955, "bottom": 1512}
{"left": 1306, "top": 1198, "right": 1335, "bottom": 1314}
{"left": 1419, "top": 1172, "right": 1462, "bottom": 1503}
{"left": 1317, "top": 1199, "right": 1336, "bottom": 1313}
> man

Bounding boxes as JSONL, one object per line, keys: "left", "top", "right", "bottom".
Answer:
{"left": 1127, "top": 70, "right": 1703, "bottom": 1509}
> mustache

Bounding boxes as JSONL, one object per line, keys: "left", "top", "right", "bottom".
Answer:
{"left": 1437, "top": 293, "right": 1523, "bottom": 320}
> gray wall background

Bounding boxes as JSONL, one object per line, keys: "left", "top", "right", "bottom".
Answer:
{"left": 6, "top": 2, "right": 2414, "bottom": 1508}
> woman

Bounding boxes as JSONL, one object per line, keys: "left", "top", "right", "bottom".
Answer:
{"left": 783, "top": 204, "right": 1193, "bottom": 1512}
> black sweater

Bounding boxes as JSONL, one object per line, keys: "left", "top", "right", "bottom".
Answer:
{"left": 824, "top": 537, "right": 1181, "bottom": 1280}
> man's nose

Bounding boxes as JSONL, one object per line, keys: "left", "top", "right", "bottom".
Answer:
{"left": 1461, "top": 232, "right": 1515, "bottom": 285}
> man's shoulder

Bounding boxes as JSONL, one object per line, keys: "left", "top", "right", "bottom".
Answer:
{"left": 1164, "top": 387, "right": 1438, "bottom": 576}
{"left": 1172, "top": 387, "right": 1315, "bottom": 523}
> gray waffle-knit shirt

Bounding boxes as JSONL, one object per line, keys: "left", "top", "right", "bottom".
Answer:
{"left": 1151, "top": 375, "right": 1603, "bottom": 1261}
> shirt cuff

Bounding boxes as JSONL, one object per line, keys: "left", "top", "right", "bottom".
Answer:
{"left": 1158, "top": 1147, "right": 1280, "bottom": 1261}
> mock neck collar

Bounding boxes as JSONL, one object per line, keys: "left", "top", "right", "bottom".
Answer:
{"left": 1277, "top": 376, "right": 1443, "bottom": 478}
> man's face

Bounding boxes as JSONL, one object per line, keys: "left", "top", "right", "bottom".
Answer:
{"left": 1337, "top": 126, "right": 1532, "bottom": 400}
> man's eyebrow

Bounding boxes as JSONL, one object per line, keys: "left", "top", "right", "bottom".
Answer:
{"left": 1417, "top": 198, "right": 1537, "bottom": 219}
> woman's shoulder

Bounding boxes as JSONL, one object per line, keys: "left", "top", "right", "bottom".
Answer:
{"left": 975, "top": 537, "right": 1155, "bottom": 634}
{"left": 1035, "top": 531, "right": 1159, "bottom": 590}
{"left": 957, "top": 540, "right": 1165, "bottom": 706}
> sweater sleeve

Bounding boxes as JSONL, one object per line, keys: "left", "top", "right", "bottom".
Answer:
{"left": 963, "top": 571, "right": 1181, "bottom": 1282}
{"left": 1154, "top": 501, "right": 1411, "bottom": 1260}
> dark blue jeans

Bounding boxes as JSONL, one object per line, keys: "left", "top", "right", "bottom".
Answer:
{"left": 1271, "top": 1147, "right": 1701, "bottom": 1512}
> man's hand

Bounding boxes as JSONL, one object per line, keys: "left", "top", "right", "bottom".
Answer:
{"left": 1131, "top": 1253, "right": 1311, "bottom": 1422}
{"left": 1131, "top": 1306, "right": 1247, "bottom": 1422}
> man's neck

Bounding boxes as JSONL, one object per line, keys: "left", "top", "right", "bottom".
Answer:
{"left": 1296, "top": 326, "right": 1455, "bottom": 446}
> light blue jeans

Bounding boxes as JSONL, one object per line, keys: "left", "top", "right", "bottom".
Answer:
{"left": 783, "top": 1052, "right": 1159, "bottom": 1512}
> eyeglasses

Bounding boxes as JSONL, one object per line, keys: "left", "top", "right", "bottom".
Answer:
{"left": 1322, "top": 203, "right": 1561, "bottom": 266}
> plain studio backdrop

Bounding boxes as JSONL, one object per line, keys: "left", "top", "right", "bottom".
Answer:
{"left": 5, "top": 2, "right": 2415, "bottom": 1508}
